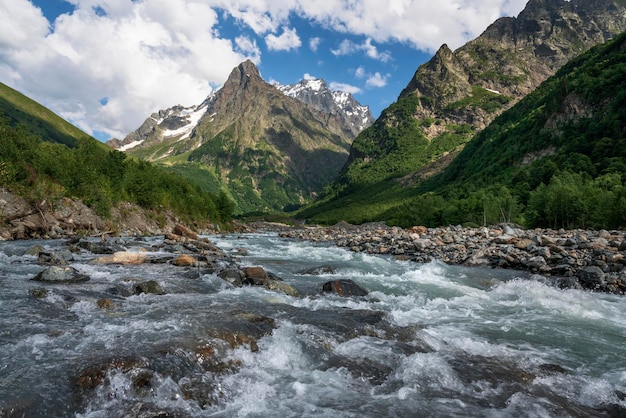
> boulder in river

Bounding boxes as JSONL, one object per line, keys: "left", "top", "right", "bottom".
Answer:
{"left": 319, "top": 279, "right": 368, "bottom": 297}
{"left": 32, "top": 266, "right": 89, "bottom": 283}
{"left": 172, "top": 254, "right": 196, "bottom": 267}
{"left": 38, "top": 250, "right": 74, "bottom": 265}
{"left": 576, "top": 266, "right": 606, "bottom": 290}
{"left": 173, "top": 223, "right": 200, "bottom": 241}
{"left": 93, "top": 251, "right": 148, "bottom": 265}
{"left": 133, "top": 280, "right": 166, "bottom": 295}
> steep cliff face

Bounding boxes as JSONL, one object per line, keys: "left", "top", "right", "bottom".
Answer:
{"left": 340, "top": 0, "right": 626, "bottom": 188}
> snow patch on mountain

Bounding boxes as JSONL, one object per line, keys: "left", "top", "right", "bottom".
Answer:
{"left": 160, "top": 105, "right": 206, "bottom": 140}
{"left": 275, "top": 78, "right": 374, "bottom": 136}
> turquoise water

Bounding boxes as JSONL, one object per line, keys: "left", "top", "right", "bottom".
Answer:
{"left": 1, "top": 233, "right": 625, "bottom": 417}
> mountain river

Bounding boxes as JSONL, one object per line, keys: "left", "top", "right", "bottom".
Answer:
{"left": 1, "top": 233, "right": 625, "bottom": 417}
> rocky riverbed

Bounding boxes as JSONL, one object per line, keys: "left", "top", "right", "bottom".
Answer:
{"left": 257, "top": 222, "right": 626, "bottom": 295}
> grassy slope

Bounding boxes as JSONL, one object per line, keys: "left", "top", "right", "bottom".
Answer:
{"left": 0, "top": 82, "right": 108, "bottom": 151}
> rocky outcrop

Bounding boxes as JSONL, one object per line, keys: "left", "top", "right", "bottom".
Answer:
{"left": 400, "top": 0, "right": 626, "bottom": 132}
{"left": 276, "top": 78, "right": 374, "bottom": 138}
{"left": 275, "top": 223, "right": 626, "bottom": 294}
{"left": 0, "top": 189, "right": 218, "bottom": 240}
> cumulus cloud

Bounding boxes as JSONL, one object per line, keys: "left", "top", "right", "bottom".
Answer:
{"left": 0, "top": 0, "right": 256, "bottom": 139}
{"left": 366, "top": 72, "right": 389, "bottom": 88}
{"left": 331, "top": 38, "right": 391, "bottom": 62}
{"left": 329, "top": 81, "right": 362, "bottom": 95}
{"left": 309, "top": 36, "right": 321, "bottom": 52}
{"left": 221, "top": 0, "right": 526, "bottom": 51}
{"left": 265, "top": 26, "right": 301, "bottom": 51}
{"left": 0, "top": 0, "right": 528, "bottom": 140}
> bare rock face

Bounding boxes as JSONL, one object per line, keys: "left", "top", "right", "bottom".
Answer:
{"left": 0, "top": 190, "right": 183, "bottom": 241}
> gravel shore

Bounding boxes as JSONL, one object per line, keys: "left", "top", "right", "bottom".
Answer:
{"left": 250, "top": 222, "right": 626, "bottom": 295}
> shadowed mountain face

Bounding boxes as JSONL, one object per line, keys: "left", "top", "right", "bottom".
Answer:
{"left": 110, "top": 60, "right": 364, "bottom": 213}
{"left": 335, "top": 0, "right": 626, "bottom": 191}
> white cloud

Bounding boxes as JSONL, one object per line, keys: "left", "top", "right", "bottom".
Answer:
{"left": 0, "top": 0, "right": 255, "bottom": 139}
{"left": 265, "top": 26, "right": 301, "bottom": 51}
{"left": 0, "top": 0, "right": 529, "bottom": 140}
{"left": 329, "top": 82, "right": 362, "bottom": 95}
{"left": 303, "top": 73, "right": 316, "bottom": 80}
{"left": 366, "top": 72, "right": 389, "bottom": 88}
{"left": 355, "top": 66, "right": 366, "bottom": 79}
{"left": 309, "top": 36, "right": 321, "bottom": 52}
{"left": 331, "top": 38, "right": 391, "bottom": 62}
{"left": 235, "top": 35, "right": 261, "bottom": 58}
{"left": 297, "top": 0, "right": 527, "bottom": 52}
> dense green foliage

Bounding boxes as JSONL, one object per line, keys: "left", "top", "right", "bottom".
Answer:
{"left": 302, "top": 31, "right": 626, "bottom": 230}
{"left": 324, "top": 95, "right": 473, "bottom": 200}
{"left": 0, "top": 114, "right": 232, "bottom": 224}
{"left": 0, "top": 82, "right": 106, "bottom": 150}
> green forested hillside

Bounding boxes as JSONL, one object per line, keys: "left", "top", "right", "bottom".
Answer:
{"left": 0, "top": 82, "right": 105, "bottom": 149}
{"left": 0, "top": 85, "right": 233, "bottom": 225}
{"left": 302, "top": 31, "right": 626, "bottom": 230}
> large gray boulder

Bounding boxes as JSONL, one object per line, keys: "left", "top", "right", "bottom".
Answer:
{"left": 31, "top": 266, "right": 89, "bottom": 284}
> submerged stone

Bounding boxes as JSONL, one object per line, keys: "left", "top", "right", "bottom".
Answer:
{"left": 133, "top": 280, "right": 166, "bottom": 295}
{"left": 319, "top": 279, "right": 368, "bottom": 297}
{"left": 32, "top": 266, "right": 89, "bottom": 283}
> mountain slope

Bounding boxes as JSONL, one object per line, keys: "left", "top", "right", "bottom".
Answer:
{"left": 112, "top": 61, "right": 365, "bottom": 214}
{"left": 313, "top": 30, "right": 626, "bottom": 229}
{"left": 0, "top": 82, "right": 105, "bottom": 150}
{"left": 303, "top": 0, "right": 626, "bottom": 222}
{"left": 0, "top": 84, "right": 230, "bottom": 226}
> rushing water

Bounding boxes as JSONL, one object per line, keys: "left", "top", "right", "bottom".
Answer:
{"left": 1, "top": 233, "right": 625, "bottom": 417}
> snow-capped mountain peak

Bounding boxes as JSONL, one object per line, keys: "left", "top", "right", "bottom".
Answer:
{"left": 276, "top": 78, "right": 374, "bottom": 137}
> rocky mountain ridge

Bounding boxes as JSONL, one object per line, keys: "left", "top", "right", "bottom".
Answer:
{"left": 275, "top": 78, "right": 374, "bottom": 137}
{"left": 108, "top": 70, "right": 371, "bottom": 158}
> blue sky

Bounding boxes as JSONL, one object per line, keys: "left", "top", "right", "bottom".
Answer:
{"left": 0, "top": 0, "right": 528, "bottom": 141}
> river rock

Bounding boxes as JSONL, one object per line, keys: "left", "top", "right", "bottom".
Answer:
{"left": 38, "top": 250, "right": 74, "bottom": 265}
{"left": 26, "top": 245, "right": 44, "bottom": 256}
{"left": 413, "top": 238, "right": 433, "bottom": 251}
{"left": 576, "top": 266, "right": 606, "bottom": 290}
{"left": 172, "top": 254, "right": 196, "bottom": 267}
{"left": 244, "top": 266, "right": 267, "bottom": 285}
{"left": 319, "top": 279, "right": 368, "bottom": 297}
{"left": 528, "top": 256, "right": 547, "bottom": 270}
{"left": 29, "top": 287, "right": 49, "bottom": 298}
{"left": 76, "top": 356, "right": 149, "bottom": 391}
{"left": 77, "top": 241, "right": 118, "bottom": 254}
{"left": 133, "top": 280, "right": 166, "bottom": 295}
{"left": 218, "top": 267, "right": 245, "bottom": 286}
{"left": 32, "top": 266, "right": 89, "bottom": 283}
{"left": 93, "top": 251, "right": 148, "bottom": 265}
{"left": 121, "top": 402, "right": 185, "bottom": 418}
{"left": 296, "top": 265, "right": 336, "bottom": 275}
{"left": 264, "top": 279, "right": 299, "bottom": 297}
{"left": 173, "top": 224, "right": 199, "bottom": 241}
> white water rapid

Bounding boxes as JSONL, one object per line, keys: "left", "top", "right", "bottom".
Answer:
{"left": 1, "top": 233, "right": 625, "bottom": 417}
